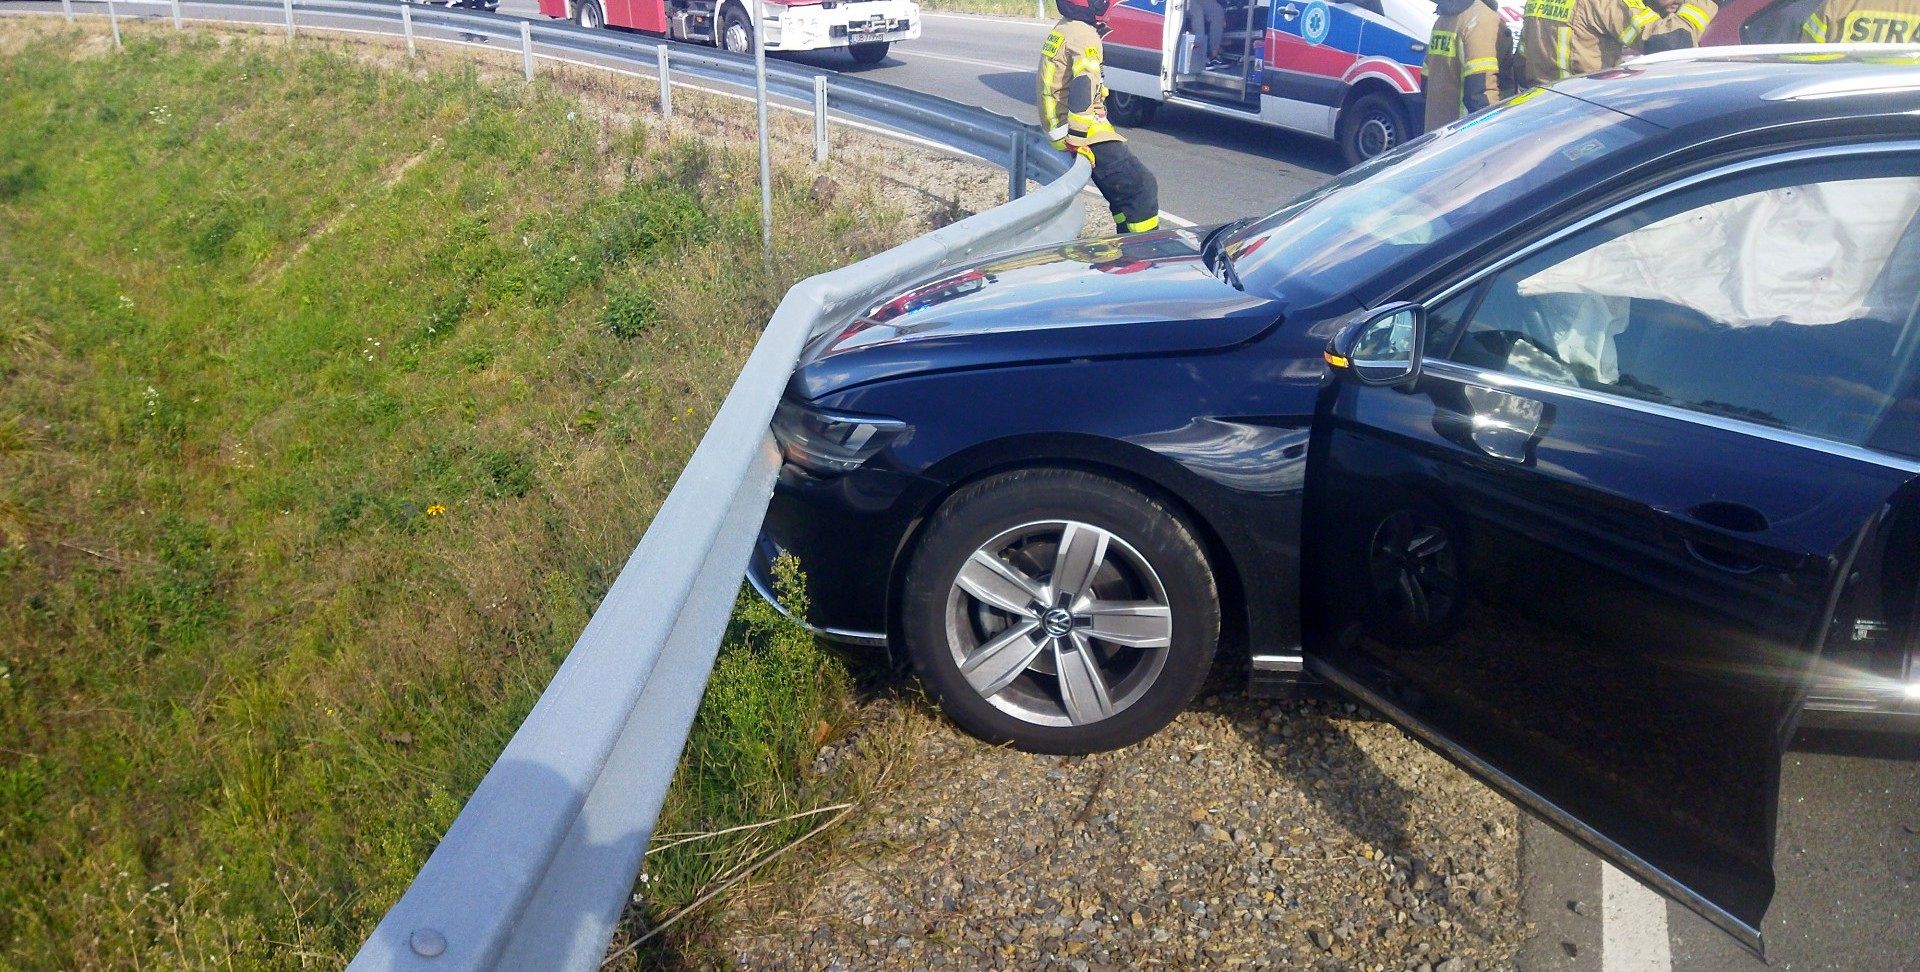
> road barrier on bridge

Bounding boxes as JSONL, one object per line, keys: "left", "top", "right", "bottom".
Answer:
{"left": 18, "top": 2, "right": 1094, "bottom": 966}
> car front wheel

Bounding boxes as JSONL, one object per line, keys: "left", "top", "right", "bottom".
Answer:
{"left": 574, "top": 0, "right": 602, "bottom": 28}
{"left": 901, "top": 468, "right": 1220, "bottom": 754}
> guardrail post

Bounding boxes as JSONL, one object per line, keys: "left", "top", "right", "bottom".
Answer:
{"left": 813, "top": 75, "right": 829, "bottom": 163}
{"left": 171, "top": 0, "right": 182, "bottom": 29}
{"left": 283, "top": 0, "right": 294, "bottom": 38}
{"left": 657, "top": 44, "right": 672, "bottom": 119}
{"left": 107, "top": 0, "right": 122, "bottom": 47}
{"left": 1008, "top": 131, "right": 1028, "bottom": 201}
{"left": 520, "top": 21, "right": 535, "bottom": 81}
{"left": 61, "top": 0, "right": 73, "bottom": 22}
{"left": 754, "top": 0, "right": 774, "bottom": 270}
{"left": 1036, "top": 0, "right": 1045, "bottom": 18}
{"left": 402, "top": 2, "right": 416, "bottom": 57}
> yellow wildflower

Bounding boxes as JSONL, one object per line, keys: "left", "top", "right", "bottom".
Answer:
{"left": 426, "top": 503, "right": 447, "bottom": 517}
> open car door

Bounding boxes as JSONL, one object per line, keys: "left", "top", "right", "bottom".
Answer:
{"left": 1303, "top": 144, "right": 1920, "bottom": 953}
{"left": 1160, "top": 0, "right": 1188, "bottom": 95}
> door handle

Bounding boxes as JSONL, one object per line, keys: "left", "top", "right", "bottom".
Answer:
{"left": 1681, "top": 501, "right": 1769, "bottom": 534}
{"left": 1278, "top": 3, "right": 1300, "bottom": 18}
{"left": 1672, "top": 501, "right": 1770, "bottom": 574}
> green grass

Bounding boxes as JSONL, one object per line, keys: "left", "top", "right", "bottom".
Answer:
{"left": 0, "top": 23, "right": 889, "bottom": 968}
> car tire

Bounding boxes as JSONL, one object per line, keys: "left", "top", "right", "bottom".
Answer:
{"left": 849, "top": 41, "right": 890, "bottom": 64}
{"left": 901, "top": 468, "right": 1220, "bottom": 754}
{"left": 1337, "top": 91, "right": 1411, "bottom": 167}
{"left": 574, "top": 0, "right": 603, "bottom": 29}
{"left": 719, "top": 5, "right": 753, "bottom": 54}
{"left": 1106, "top": 91, "right": 1160, "bottom": 128}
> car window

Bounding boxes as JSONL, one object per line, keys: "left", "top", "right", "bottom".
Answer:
{"left": 1443, "top": 156, "right": 1920, "bottom": 457}
{"left": 1223, "top": 89, "right": 1659, "bottom": 302}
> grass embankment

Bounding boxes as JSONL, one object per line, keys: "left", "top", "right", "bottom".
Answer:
{"left": 0, "top": 25, "right": 900, "bottom": 967}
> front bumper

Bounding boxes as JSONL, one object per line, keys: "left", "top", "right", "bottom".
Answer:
{"left": 765, "top": 0, "right": 921, "bottom": 51}
{"left": 747, "top": 534, "right": 889, "bottom": 646}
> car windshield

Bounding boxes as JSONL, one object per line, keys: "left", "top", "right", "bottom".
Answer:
{"left": 1221, "top": 89, "right": 1662, "bottom": 303}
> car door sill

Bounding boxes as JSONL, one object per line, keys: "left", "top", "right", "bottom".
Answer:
{"left": 1307, "top": 658, "right": 1767, "bottom": 959}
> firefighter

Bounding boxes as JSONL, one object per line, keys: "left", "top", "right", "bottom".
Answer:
{"left": 1520, "top": 0, "right": 1662, "bottom": 85}
{"left": 1804, "top": 0, "right": 1920, "bottom": 43}
{"left": 1424, "top": 0, "right": 1505, "bottom": 131}
{"left": 1641, "top": 0, "right": 1717, "bottom": 52}
{"left": 1039, "top": 0, "right": 1161, "bottom": 233}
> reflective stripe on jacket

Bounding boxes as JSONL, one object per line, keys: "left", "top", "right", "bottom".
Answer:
{"left": 1804, "top": 0, "right": 1920, "bottom": 41}
{"left": 1643, "top": 0, "right": 1717, "bottom": 48}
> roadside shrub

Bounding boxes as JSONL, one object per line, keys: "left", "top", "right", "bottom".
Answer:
{"left": 637, "top": 556, "right": 853, "bottom": 945}
{"left": 600, "top": 286, "right": 661, "bottom": 340}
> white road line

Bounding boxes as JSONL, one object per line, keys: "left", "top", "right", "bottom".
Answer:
{"left": 1602, "top": 863, "right": 1673, "bottom": 972}
{"left": 894, "top": 47, "right": 1030, "bottom": 72}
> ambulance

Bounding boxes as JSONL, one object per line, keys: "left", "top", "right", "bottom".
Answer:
{"left": 1097, "top": 0, "right": 1521, "bottom": 164}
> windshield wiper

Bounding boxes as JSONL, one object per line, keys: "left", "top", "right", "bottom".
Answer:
{"left": 1201, "top": 217, "right": 1253, "bottom": 288}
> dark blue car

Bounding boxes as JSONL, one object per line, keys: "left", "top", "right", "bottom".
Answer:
{"left": 755, "top": 48, "right": 1920, "bottom": 951}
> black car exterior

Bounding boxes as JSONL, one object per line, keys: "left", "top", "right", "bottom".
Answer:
{"left": 756, "top": 48, "right": 1920, "bottom": 953}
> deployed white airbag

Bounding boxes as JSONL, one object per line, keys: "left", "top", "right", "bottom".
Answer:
{"left": 1512, "top": 178, "right": 1920, "bottom": 381}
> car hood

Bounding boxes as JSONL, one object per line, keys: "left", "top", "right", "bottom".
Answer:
{"left": 791, "top": 228, "right": 1281, "bottom": 400}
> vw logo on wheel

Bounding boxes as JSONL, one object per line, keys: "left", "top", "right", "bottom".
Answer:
{"left": 1300, "top": 0, "right": 1331, "bottom": 45}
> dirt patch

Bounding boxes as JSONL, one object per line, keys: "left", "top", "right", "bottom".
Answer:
{"left": 722, "top": 690, "right": 1527, "bottom": 970}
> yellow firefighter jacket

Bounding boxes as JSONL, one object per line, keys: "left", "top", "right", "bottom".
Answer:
{"left": 1039, "top": 19, "right": 1125, "bottom": 152}
{"left": 1521, "top": 0, "right": 1662, "bottom": 84}
{"left": 1804, "top": 0, "right": 1920, "bottom": 41}
{"left": 1425, "top": 2, "right": 1506, "bottom": 130}
{"left": 1652, "top": 0, "right": 1717, "bottom": 42}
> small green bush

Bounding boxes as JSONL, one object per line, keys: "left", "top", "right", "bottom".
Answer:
{"left": 600, "top": 286, "right": 661, "bottom": 340}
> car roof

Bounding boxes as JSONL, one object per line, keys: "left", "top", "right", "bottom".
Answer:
{"left": 1550, "top": 45, "right": 1920, "bottom": 131}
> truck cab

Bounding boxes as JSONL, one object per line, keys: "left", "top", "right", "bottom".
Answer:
{"left": 541, "top": 0, "right": 920, "bottom": 64}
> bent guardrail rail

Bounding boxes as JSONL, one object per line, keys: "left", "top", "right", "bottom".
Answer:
{"left": 6, "top": 1, "right": 1095, "bottom": 965}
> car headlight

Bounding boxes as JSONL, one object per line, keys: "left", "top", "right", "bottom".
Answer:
{"left": 772, "top": 399, "right": 911, "bottom": 474}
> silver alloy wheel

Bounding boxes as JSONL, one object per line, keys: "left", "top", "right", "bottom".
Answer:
{"left": 944, "top": 520, "right": 1174, "bottom": 728}
{"left": 723, "top": 19, "right": 750, "bottom": 53}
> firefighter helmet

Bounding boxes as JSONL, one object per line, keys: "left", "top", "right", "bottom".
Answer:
{"left": 1055, "top": 0, "right": 1112, "bottom": 21}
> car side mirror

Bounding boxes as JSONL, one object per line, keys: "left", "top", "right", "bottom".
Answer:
{"left": 1326, "top": 302, "right": 1426, "bottom": 387}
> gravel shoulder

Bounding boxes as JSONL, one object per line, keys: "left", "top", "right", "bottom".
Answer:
{"left": 722, "top": 688, "right": 1527, "bottom": 970}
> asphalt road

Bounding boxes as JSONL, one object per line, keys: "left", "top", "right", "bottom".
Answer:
{"left": 17, "top": 3, "right": 1920, "bottom": 967}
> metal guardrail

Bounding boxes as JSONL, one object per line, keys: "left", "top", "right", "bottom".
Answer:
{"left": 9, "top": 2, "right": 1094, "bottom": 966}
{"left": 34, "top": 0, "right": 1074, "bottom": 193}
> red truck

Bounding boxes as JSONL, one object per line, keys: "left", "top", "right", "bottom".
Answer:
{"left": 538, "top": 0, "right": 921, "bottom": 63}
